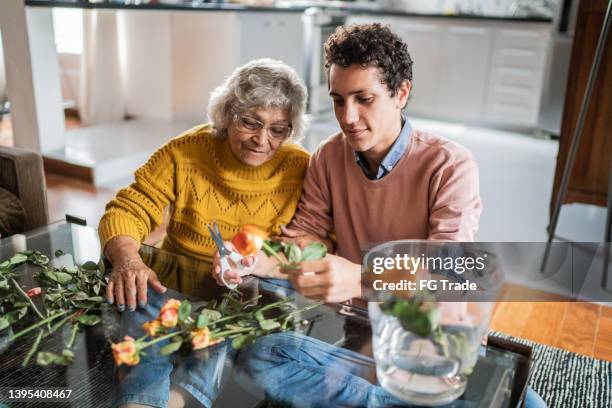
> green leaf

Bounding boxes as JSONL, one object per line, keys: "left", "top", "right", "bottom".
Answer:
{"left": 231, "top": 334, "right": 256, "bottom": 350}
{"left": 63, "top": 266, "right": 78, "bottom": 274}
{"left": 32, "top": 253, "right": 49, "bottom": 265}
{"left": 0, "top": 316, "right": 9, "bottom": 331}
{"left": 97, "top": 260, "right": 106, "bottom": 274}
{"left": 200, "top": 309, "right": 221, "bottom": 323}
{"left": 196, "top": 314, "right": 208, "bottom": 329}
{"left": 0, "top": 260, "right": 10, "bottom": 269}
{"left": 300, "top": 243, "right": 327, "bottom": 261}
{"left": 386, "top": 299, "right": 440, "bottom": 337}
{"left": 285, "top": 244, "right": 302, "bottom": 264}
{"left": 45, "top": 271, "right": 73, "bottom": 284}
{"left": 259, "top": 319, "right": 280, "bottom": 331}
{"left": 76, "top": 315, "right": 101, "bottom": 326}
{"left": 6, "top": 307, "right": 28, "bottom": 324}
{"left": 0, "top": 280, "right": 8, "bottom": 290}
{"left": 72, "top": 292, "right": 89, "bottom": 301}
{"left": 9, "top": 254, "right": 27, "bottom": 265}
{"left": 36, "top": 350, "right": 73, "bottom": 366}
{"left": 45, "top": 293, "right": 62, "bottom": 303}
{"left": 54, "top": 250, "right": 65, "bottom": 257}
{"left": 178, "top": 300, "right": 191, "bottom": 323}
{"left": 86, "top": 296, "right": 104, "bottom": 303}
{"left": 254, "top": 310, "right": 264, "bottom": 322}
{"left": 73, "top": 301, "right": 94, "bottom": 309}
{"left": 93, "top": 282, "right": 101, "bottom": 295}
{"left": 36, "top": 351, "right": 60, "bottom": 366}
{"left": 81, "top": 261, "right": 98, "bottom": 271}
{"left": 160, "top": 339, "right": 183, "bottom": 355}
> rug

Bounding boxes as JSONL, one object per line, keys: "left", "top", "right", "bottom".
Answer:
{"left": 489, "top": 331, "right": 612, "bottom": 408}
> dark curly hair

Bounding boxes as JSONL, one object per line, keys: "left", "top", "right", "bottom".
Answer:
{"left": 324, "top": 23, "right": 413, "bottom": 96}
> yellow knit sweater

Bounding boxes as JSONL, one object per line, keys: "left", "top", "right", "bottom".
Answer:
{"left": 98, "top": 123, "right": 310, "bottom": 265}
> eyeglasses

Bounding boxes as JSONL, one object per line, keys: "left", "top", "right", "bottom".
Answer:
{"left": 233, "top": 114, "right": 292, "bottom": 142}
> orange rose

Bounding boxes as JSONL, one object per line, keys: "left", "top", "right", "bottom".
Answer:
{"left": 111, "top": 336, "right": 140, "bottom": 366}
{"left": 158, "top": 299, "right": 181, "bottom": 328}
{"left": 160, "top": 308, "right": 178, "bottom": 328}
{"left": 143, "top": 319, "right": 163, "bottom": 337}
{"left": 160, "top": 299, "right": 181, "bottom": 314}
{"left": 191, "top": 327, "right": 223, "bottom": 350}
{"left": 231, "top": 225, "right": 269, "bottom": 256}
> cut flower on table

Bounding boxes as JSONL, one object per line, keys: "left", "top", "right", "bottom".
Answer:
{"left": 0, "top": 250, "right": 107, "bottom": 367}
{"left": 111, "top": 336, "right": 141, "bottom": 366}
{"left": 112, "top": 292, "right": 321, "bottom": 366}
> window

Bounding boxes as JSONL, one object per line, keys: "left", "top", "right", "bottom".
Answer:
{"left": 52, "top": 8, "right": 83, "bottom": 54}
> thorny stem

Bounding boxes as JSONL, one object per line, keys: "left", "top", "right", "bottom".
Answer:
{"left": 22, "top": 329, "right": 44, "bottom": 367}
{"left": 140, "top": 330, "right": 185, "bottom": 349}
{"left": 262, "top": 242, "right": 286, "bottom": 265}
{"left": 67, "top": 323, "right": 79, "bottom": 349}
{"left": 212, "top": 326, "right": 252, "bottom": 338}
{"left": 9, "top": 310, "right": 70, "bottom": 342}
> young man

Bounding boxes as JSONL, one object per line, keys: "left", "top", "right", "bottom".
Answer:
{"left": 284, "top": 23, "right": 481, "bottom": 303}
{"left": 234, "top": 24, "right": 546, "bottom": 408}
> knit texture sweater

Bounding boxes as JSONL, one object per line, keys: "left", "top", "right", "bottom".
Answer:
{"left": 98, "top": 123, "right": 310, "bottom": 264}
{"left": 290, "top": 130, "right": 481, "bottom": 264}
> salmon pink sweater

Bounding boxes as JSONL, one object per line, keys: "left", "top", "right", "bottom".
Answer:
{"left": 290, "top": 130, "right": 482, "bottom": 264}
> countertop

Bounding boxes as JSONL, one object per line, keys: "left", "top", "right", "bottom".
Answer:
{"left": 24, "top": 0, "right": 553, "bottom": 23}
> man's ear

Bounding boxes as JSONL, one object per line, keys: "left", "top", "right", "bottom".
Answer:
{"left": 398, "top": 80, "right": 412, "bottom": 109}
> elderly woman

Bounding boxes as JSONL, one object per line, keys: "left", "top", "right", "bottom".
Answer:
{"left": 99, "top": 59, "right": 310, "bottom": 313}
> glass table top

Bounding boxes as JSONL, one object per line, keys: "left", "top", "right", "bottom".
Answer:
{"left": 0, "top": 222, "right": 532, "bottom": 407}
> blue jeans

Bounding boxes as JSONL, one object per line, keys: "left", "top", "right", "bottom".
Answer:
{"left": 112, "top": 288, "right": 229, "bottom": 408}
{"left": 235, "top": 331, "right": 547, "bottom": 408}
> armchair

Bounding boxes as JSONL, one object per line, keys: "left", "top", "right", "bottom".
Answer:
{"left": 0, "top": 146, "right": 49, "bottom": 235}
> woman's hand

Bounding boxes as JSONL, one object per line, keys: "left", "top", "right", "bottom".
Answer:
{"left": 104, "top": 236, "right": 166, "bottom": 312}
{"left": 212, "top": 241, "right": 256, "bottom": 287}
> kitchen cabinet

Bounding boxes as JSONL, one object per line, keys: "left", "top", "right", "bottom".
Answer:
{"left": 238, "top": 12, "right": 304, "bottom": 78}
{"left": 484, "top": 25, "right": 550, "bottom": 126}
{"left": 121, "top": 11, "right": 304, "bottom": 123}
{"left": 347, "top": 15, "right": 550, "bottom": 128}
{"left": 436, "top": 23, "right": 492, "bottom": 122}
{"left": 391, "top": 19, "right": 443, "bottom": 116}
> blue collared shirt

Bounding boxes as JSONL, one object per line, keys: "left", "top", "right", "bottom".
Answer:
{"left": 354, "top": 116, "right": 412, "bottom": 180}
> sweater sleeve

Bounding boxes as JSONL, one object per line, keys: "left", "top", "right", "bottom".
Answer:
{"left": 289, "top": 146, "right": 334, "bottom": 240}
{"left": 98, "top": 143, "right": 177, "bottom": 250}
{"left": 428, "top": 158, "right": 482, "bottom": 241}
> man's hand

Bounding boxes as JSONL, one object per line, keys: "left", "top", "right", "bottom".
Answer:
{"left": 280, "top": 225, "right": 333, "bottom": 251}
{"left": 283, "top": 254, "right": 361, "bottom": 303}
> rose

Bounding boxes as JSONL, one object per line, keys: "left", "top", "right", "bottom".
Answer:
{"left": 191, "top": 327, "right": 223, "bottom": 350}
{"left": 159, "top": 299, "right": 181, "bottom": 328}
{"left": 231, "top": 225, "right": 269, "bottom": 256}
{"left": 160, "top": 309, "right": 178, "bottom": 328}
{"left": 111, "top": 336, "right": 140, "bottom": 366}
{"left": 160, "top": 299, "right": 181, "bottom": 314}
{"left": 26, "top": 287, "right": 42, "bottom": 298}
{"left": 143, "top": 319, "right": 163, "bottom": 337}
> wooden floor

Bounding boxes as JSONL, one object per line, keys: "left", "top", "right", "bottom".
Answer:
{"left": 2, "top": 113, "right": 612, "bottom": 362}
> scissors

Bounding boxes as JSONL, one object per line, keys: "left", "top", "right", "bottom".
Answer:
{"left": 207, "top": 221, "right": 249, "bottom": 289}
